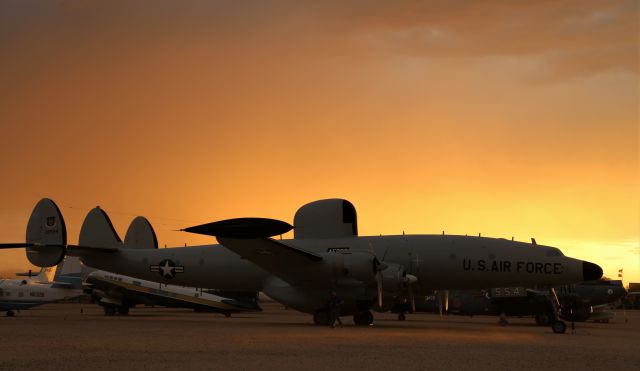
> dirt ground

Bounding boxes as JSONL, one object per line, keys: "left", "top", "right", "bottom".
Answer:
{"left": 0, "top": 302, "right": 638, "bottom": 370}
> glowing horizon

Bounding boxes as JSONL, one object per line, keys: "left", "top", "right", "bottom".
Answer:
{"left": 0, "top": 1, "right": 638, "bottom": 284}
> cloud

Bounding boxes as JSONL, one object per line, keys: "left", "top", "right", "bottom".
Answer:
{"left": 1, "top": 0, "right": 637, "bottom": 86}
{"left": 331, "top": 0, "right": 639, "bottom": 79}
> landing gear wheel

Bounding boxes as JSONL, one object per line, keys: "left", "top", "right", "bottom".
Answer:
{"left": 224, "top": 312, "right": 231, "bottom": 318}
{"left": 552, "top": 320, "right": 567, "bottom": 334}
{"left": 118, "top": 306, "right": 129, "bottom": 316}
{"left": 353, "top": 311, "right": 374, "bottom": 326}
{"left": 398, "top": 313, "right": 406, "bottom": 321}
{"left": 313, "top": 310, "right": 329, "bottom": 326}
{"left": 6, "top": 310, "right": 15, "bottom": 317}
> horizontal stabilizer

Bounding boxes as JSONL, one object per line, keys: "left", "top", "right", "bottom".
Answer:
{"left": 15, "top": 271, "right": 35, "bottom": 277}
{"left": 183, "top": 218, "right": 293, "bottom": 239}
{"left": 0, "top": 243, "right": 35, "bottom": 249}
{"left": 67, "top": 244, "right": 119, "bottom": 253}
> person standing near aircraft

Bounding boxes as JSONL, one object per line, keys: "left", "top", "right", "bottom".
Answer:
{"left": 328, "top": 291, "right": 344, "bottom": 328}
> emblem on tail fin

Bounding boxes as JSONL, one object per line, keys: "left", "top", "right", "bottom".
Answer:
{"left": 46, "top": 216, "right": 56, "bottom": 228}
{"left": 150, "top": 259, "right": 184, "bottom": 278}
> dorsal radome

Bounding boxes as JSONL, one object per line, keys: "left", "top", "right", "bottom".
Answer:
{"left": 293, "top": 199, "right": 358, "bottom": 239}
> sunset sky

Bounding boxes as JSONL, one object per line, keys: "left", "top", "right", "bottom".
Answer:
{"left": 1, "top": 1, "right": 638, "bottom": 284}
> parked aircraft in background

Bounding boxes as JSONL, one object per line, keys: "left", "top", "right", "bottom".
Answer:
{"left": 85, "top": 269, "right": 261, "bottom": 316}
{"left": 409, "top": 280, "right": 626, "bottom": 324}
{"left": 2, "top": 198, "right": 603, "bottom": 333}
{"left": 83, "top": 214, "right": 260, "bottom": 316}
{"left": 0, "top": 256, "right": 82, "bottom": 316}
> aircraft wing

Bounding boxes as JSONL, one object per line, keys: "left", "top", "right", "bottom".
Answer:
{"left": 66, "top": 244, "right": 119, "bottom": 255}
{"left": 185, "top": 217, "right": 327, "bottom": 286}
{"left": 217, "top": 237, "right": 323, "bottom": 286}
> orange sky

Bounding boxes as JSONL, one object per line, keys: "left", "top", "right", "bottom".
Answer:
{"left": 1, "top": 1, "right": 638, "bottom": 284}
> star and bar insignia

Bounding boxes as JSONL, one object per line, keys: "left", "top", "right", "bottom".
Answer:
{"left": 150, "top": 259, "right": 184, "bottom": 278}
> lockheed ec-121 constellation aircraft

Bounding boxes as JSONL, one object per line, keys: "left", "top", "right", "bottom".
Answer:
{"left": 1, "top": 198, "right": 602, "bottom": 333}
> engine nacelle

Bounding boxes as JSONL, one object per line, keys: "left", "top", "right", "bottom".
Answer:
{"left": 319, "top": 251, "right": 377, "bottom": 285}
{"left": 381, "top": 263, "right": 410, "bottom": 294}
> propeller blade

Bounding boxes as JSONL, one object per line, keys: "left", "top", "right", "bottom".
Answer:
{"left": 376, "top": 271, "right": 383, "bottom": 307}
{"left": 409, "top": 285, "right": 416, "bottom": 313}
{"left": 444, "top": 290, "right": 449, "bottom": 313}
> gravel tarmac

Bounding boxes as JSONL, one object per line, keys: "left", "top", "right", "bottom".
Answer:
{"left": 1, "top": 302, "right": 638, "bottom": 371}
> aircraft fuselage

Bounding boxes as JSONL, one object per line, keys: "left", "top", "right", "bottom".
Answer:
{"left": 73, "top": 234, "right": 596, "bottom": 314}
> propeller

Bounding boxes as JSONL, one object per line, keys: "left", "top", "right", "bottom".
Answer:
{"left": 369, "top": 244, "right": 389, "bottom": 308}
{"left": 369, "top": 244, "right": 420, "bottom": 309}
{"left": 436, "top": 290, "right": 449, "bottom": 318}
{"left": 406, "top": 273, "right": 418, "bottom": 312}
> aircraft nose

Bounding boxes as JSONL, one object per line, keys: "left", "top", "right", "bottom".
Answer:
{"left": 582, "top": 261, "right": 603, "bottom": 281}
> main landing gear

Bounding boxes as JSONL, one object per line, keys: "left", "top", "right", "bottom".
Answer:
{"left": 551, "top": 320, "right": 567, "bottom": 334}
{"left": 547, "top": 288, "right": 567, "bottom": 334}
{"left": 6, "top": 310, "right": 15, "bottom": 317}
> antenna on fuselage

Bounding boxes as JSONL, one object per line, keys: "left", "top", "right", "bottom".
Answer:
{"left": 531, "top": 238, "right": 537, "bottom": 245}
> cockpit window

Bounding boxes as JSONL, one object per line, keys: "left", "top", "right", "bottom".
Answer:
{"left": 545, "top": 248, "right": 564, "bottom": 257}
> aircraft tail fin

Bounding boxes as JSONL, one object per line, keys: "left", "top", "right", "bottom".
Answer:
{"left": 37, "top": 266, "right": 56, "bottom": 283}
{"left": 16, "top": 267, "right": 56, "bottom": 283}
{"left": 78, "top": 207, "right": 123, "bottom": 248}
{"left": 123, "top": 216, "right": 158, "bottom": 249}
{"left": 52, "top": 256, "right": 83, "bottom": 289}
{"left": 25, "top": 198, "right": 67, "bottom": 267}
